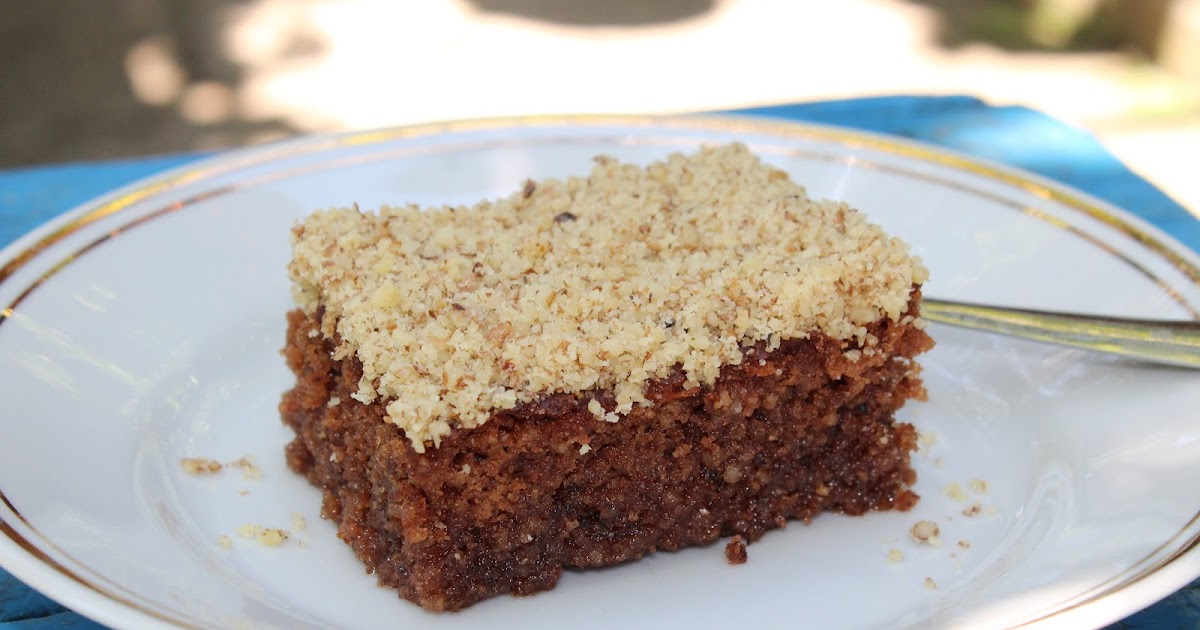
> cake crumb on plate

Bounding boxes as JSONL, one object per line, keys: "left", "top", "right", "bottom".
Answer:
{"left": 725, "top": 536, "right": 748, "bottom": 565}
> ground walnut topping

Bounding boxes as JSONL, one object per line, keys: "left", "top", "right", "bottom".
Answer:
{"left": 289, "top": 143, "right": 928, "bottom": 451}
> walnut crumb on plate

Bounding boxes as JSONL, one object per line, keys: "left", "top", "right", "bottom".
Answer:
{"left": 943, "top": 482, "right": 966, "bottom": 502}
{"left": 235, "top": 524, "right": 262, "bottom": 539}
{"left": 180, "top": 458, "right": 222, "bottom": 474}
{"left": 235, "top": 524, "right": 291, "bottom": 547}
{"left": 228, "top": 456, "right": 263, "bottom": 480}
{"left": 911, "top": 520, "right": 941, "bottom": 546}
{"left": 256, "top": 528, "right": 289, "bottom": 547}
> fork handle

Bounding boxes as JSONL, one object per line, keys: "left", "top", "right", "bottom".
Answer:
{"left": 920, "top": 298, "right": 1200, "bottom": 369}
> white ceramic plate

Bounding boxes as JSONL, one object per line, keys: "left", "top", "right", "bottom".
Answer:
{"left": 2, "top": 116, "right": 1199, "bottom": 630}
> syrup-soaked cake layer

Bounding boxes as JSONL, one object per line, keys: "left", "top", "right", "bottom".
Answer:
{"left": 288, "top": 144, "right": 929, "bottom": 450}
{"left": 280, "top": 294, "right": 933, "bottom": 611}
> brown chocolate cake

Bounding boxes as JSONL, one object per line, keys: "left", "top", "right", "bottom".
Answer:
{"left": 280, "top": 143, "right": 934, "bottom": 611}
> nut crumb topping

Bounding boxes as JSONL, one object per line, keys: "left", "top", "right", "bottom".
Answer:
{"left": 289, "top": 143, "right": 928, "bottom": 451}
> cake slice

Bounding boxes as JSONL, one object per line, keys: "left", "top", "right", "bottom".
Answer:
{"left": 280, "top": 143, "right": 934, "bottom": 611}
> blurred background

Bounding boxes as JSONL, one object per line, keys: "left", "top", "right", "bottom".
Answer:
{"left": 2, "top": 0, "right": 1198, "bottom": 210}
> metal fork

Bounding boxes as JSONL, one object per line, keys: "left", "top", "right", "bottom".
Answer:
{"left": 921, "top": 298, "right": 1200, "bottom": 369}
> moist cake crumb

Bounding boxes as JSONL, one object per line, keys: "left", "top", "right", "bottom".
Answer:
{"left": 289, "top": 143, "right": 928, "bottom": 451}
{"left": 725, "top": 536, "right": 748, "bottom": 564}
{"left": 943, "top": 482, "right": 966, "bottom": 502}
{"left": 962, "top": 503, "right": 982, "bottom": 517}
{"left": 887, "top": 548, "right": 905, "bottom": 564}
{"left": 217, "top": 535, "right": 233, "bottom": 550}
{"left": 924, "top": 577, "right": 938, "bottom": 590}
{"left": 957, "top": 539, "right": 971, "bottom": 550}
{"left": 969, "top": 478, "right": 990, "bottom": 494}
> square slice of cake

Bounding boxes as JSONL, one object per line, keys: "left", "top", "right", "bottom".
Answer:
{"left": 280, "top": 143, "right": 934, "bottom": 611}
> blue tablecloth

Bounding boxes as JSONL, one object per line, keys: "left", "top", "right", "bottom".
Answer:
{"left": 1, "top": 96, "right": 1197, "bottom": 629}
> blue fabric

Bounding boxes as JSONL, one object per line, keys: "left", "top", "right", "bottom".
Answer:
{"left": 1, "top": 95, "right": 1198, "bottom": 628}
{"left": 0, "top": 574, "right": 105, "bottom": 628}
{"left": 0, "top": 153, "right": 205, "bottom": 249}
